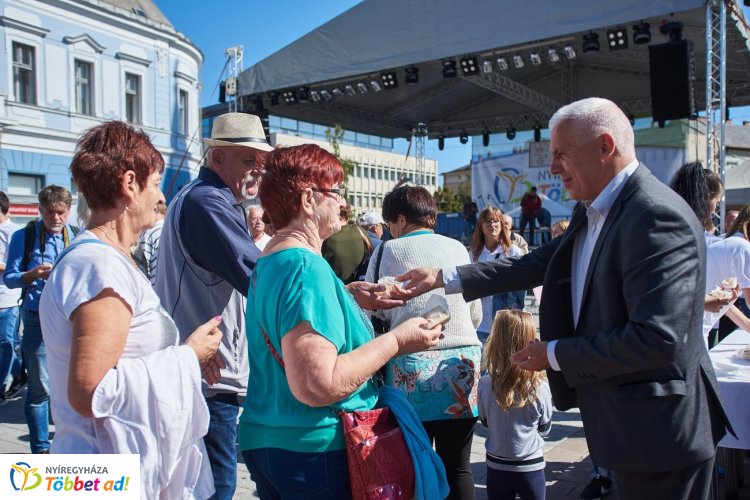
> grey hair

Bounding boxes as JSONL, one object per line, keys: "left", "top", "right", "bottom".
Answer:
{"left": 548, "top": 98, "right": 636, "bottom": 160}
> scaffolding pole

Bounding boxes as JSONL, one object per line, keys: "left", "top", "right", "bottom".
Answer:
{"left": 225, "top": 46, "right": 243, "bottom": 113}
{"left": 705, "top": 0, "right": 727, "bottom": 227}
{"left": 413, "top": 123, "right": 427, "bottom": 185}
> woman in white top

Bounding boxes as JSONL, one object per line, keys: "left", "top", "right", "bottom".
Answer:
{"left": 366, "top": 186, "right": 482, "bottom": 500}
{"left": 469, "top": 207, "right": 524, "bottom": 346}
{"left": 39, "top": 121, "right": 222, "bottom": 498}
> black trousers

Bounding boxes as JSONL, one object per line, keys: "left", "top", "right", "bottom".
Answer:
{"left": 614, "top": 454, "right": 715, "bottom": 500}
{"left": 422, "top": 417, "right": 478, "bottom": 500}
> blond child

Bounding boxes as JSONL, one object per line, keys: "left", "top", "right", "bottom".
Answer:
{"left": 479, "top": 310, "right": 553, "bottom": 500}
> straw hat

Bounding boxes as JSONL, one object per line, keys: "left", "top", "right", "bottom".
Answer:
{"left": 203, "top": 112, "right": 273, "bottom": 151}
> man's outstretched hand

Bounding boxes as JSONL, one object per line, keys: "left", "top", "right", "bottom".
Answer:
{"left": 391, "top": 267, "right": 444, "bottom": 300}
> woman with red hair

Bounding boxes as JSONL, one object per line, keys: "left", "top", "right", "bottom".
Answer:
{"left": 239, "top": 144, "right": 444, "bottom": 498}
{"left": 39, "top": 121, "right": 223, "bottom": 498}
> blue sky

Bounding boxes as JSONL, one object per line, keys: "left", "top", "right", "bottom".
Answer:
{"left": 155, "top": 1, "right": 750, "bottom": 178}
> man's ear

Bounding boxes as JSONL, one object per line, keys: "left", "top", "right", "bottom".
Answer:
{"left": 599, "top": 133, "right": 616, "bottom": 160}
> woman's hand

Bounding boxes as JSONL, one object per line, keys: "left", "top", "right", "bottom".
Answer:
{"left": 347, "top": 281, "right": 406, "bottom": 310}
{"left": 185, "top": 316, "right": 223, "bottom": 375}
{"left": 704, "top": 288, "right": 738, "bottom": 313}
{"left": 390, "top": 316, "right": 444, "bottom": 356}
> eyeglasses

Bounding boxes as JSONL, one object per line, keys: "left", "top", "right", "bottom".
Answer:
{"left": 482, "top": 220, "right": 502, "bottom": 226}
{"left": 312, "top": 187, "right": 344, "bottom": 201}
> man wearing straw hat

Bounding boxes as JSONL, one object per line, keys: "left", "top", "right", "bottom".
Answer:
{"left": 155, "top": 112, "right": 272, "bottom": 499}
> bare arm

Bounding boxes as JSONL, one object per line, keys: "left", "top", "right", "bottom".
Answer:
{"left": 724, "top": 304, "right": 750, "bottom": 333}
{"left": 69, "top": 290, "right": 131, "bottom": 418}
{"left": 282, "top": 317, "right": 442, "bottom": 407}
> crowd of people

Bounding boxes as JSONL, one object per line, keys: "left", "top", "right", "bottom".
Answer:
{"left": 0, "top": 97, "right": 745, "bottom": 500}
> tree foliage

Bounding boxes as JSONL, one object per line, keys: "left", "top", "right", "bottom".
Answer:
{"left": 325, "top": 124, "right": 358, "bottom": 194}
{"left": 434, "top": 182, "right": 472, "bottom": 213}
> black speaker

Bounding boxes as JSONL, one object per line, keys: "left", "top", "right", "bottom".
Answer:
{"left": 649, "top": 40, "right": 695, "bottom": 123}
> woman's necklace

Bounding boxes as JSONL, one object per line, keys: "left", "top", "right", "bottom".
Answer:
{"left": 89, "top": 225, "right": 138, "bottom": 267}
{"left": 274, "top": 230, "right": 319, "bottom": 254}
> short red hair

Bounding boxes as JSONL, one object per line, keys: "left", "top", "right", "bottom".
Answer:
{"left": 259, "top": 144, "right": 343, "bottom": 228}
{"left": 70, "top": 121, "right": 164, "bottom": 210}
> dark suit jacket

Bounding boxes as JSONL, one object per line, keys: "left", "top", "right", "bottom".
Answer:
{"left": 457, "top": 165, "right": 731, "bottom": 472}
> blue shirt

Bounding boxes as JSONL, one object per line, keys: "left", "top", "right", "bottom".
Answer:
{"left": 3, "top": 221, "right": 76, "bottom": 311}
{"left": 179, "top": 167, "right": 260, "bottom": 296}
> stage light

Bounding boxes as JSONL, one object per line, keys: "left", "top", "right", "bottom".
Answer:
{"left": 628, "top": 114, "right": 635, "bottom": 125}
{"left": 548, "top": 48, "right": 560, "bottom": 63}
{"left": 530, "top": 52, "right": 542, "bottom": 66}
{"left": 370, "top": 80, "right": 382, "bottom": 92}
{"left": 633, "top": 22, "right": 651, "bottom": 44}
{"left": 460, "top": 56, "right": 479, "bottom": 76}
{"left": 282, "top": 90, "right": 297, "bottom": 105}
{"left": 533, "top": 124, "right": 541, "bottom": 142}
{"left": 482, "top": 129, "right": 490, "bottom": 147}
{"left": 357, "top": 82, "right": 369, "bottom": 94}
{"left": 309, "top": 90, "right": 320, "bottom": 102}
{"left": 564, "top": 45, "right": 577, "bottom": 59}
{"left": 496, "top": 57, "right": 509, "bottom": 70}
{"left": 320, "top": 89, "right": 332, "bottom": 101}
{"left": 442, "top": 59, "right": 458, "bottom": 78}
{"left": 482, "top": 60, "right": 492, "bottom": 74}
{"left": 268, "top": 91, "right": 279, "bottom": 106}
{"left": 405, "top": 66, "right": 419, "bottom": 85}
{"left": 659, "top": 20, "right": 683, "bottom": 42}
{"left": 459, "top": 131, "right": 469, "bottom": 144}
{"left": 438, "top": 135, "right": 445, "bottom": 151}
{"left": 607, "top": 27, "right": 628, "bottom": 51}
{"left": 513, "top": 54, "right": 524, "bottom": 69}
{"left": 506, "top": 127, "right": 516, "bottom": 140}
{"left": 297, "top": 87, "right": 309, "bottom": 102}
{"left": 583, "top": 32, "right": 600, "bottom": 53}
{"left": 381, "top": 71, "right": 398, "bottom": 89}
{"left": 331, "top": 87, "right": 344, "bottom": 98}
{"left": 344, "top": 85, "right": 356, "bottom": 96}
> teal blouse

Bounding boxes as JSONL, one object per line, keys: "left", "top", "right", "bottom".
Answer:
{"left": 238, "top": 248, "right": 378, "bottom": 453}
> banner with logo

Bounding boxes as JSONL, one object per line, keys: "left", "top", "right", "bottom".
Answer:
{"left": 1, "top": 454, "right": 139, "bottom": 498}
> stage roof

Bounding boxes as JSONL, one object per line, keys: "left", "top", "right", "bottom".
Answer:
{"left": 236, "top": 0, "right": 750, "bottom": 140}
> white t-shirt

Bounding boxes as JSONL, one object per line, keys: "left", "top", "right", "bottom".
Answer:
{"left": 703, "top": 233, "right": 750, "bottom": 338}
{"left": 475, "top": 243, "right": 524, "bottom": 333}
{"left": 251, "top": 232, "right": 271, "bottom": 252}
{"left": 39, "top": 231, "right": 179, "bottom": 453}
{"left": 0, "top": 218, "right": 21, "bottom": 309}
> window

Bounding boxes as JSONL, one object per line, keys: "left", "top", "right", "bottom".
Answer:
{"left": 178, "top": 89, "right": 189, "bottom": 135}
{"left": 8, "top": 173, "right": 43, "bottom": 196}
{"left": 12, "top": 42, "right": 36, "bottom": 104}
{"left": 125, "top": 73, "right": 141, "bottom": 124}
{"left": 377, "top": 168, "right": 383, "bottom": 180}
{"left": 74, "top": 60, "right": 93, "bottom": 115}
{"left": 363, "top": 166, "right": 369, "bottom": 178}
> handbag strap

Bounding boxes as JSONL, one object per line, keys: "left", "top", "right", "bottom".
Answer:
{"left": 373, "top": 240, "right": 387, "bottom": 282}
{"left": 252, "top": 271, "right": 286, "bottom": 370}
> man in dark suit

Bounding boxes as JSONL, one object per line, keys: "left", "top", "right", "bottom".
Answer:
{"left": 399, "top": 98, "right": 731, "bottom": 498}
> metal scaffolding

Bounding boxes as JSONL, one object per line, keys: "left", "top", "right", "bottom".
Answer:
{"left": 705, "top": 0, "right": 727, "bottom": 225}
{"left": 413, "top": 123, "right": 428, "bottom": 185}
{"left": 225, "top": 46, "right": 244, "bottom": 113}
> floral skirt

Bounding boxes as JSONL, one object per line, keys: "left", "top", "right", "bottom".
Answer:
{"left": 384, "top": 345, "right": 481, "bottom": 422}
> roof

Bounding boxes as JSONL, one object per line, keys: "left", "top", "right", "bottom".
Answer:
{"left": 237, "top": 0, "right": 750, "bottom": 140}
{"left": 82, "top": 0, "right": 172, "bottom": 27}
{"left": 443, "top": 164, "right": 471, "bottom": 175}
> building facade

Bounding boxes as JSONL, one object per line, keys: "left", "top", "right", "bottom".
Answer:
{"left": 0, "top": 0, "right": 202, "bottom": 222}
{"left": 441, "top": 163, "right": 470, "bottom": 194}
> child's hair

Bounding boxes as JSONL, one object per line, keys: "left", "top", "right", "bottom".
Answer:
{"left": 482, "top": 309, "right": 545, "bottom": 410}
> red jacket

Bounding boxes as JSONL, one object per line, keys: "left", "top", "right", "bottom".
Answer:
{"left": 521, "top": 193, "right": 541, "bottom": 215}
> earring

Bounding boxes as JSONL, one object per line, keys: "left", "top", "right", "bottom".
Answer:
{"left": 304, "top": 214, "right": 321, "bottom": 232}
{"left": 125, "top": 201, "right": 140, "bottom": 213}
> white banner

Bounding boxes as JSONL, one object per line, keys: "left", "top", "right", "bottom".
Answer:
{"left": 0, "top": 454, "right": 139, "bottom": 498}
{"left": 471, "top": 145, "right": 686, "bottom": 215}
